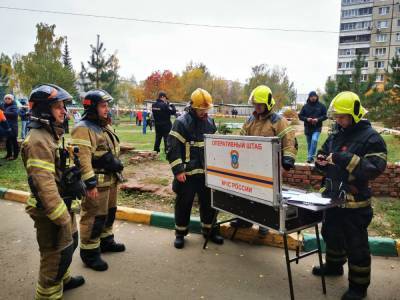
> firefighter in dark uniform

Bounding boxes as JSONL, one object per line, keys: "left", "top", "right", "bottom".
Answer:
{"left": 312, "top": 91, "right": 387, "bottom": 300}
{"left": 71, "top": 90, "right": 125, "bottom": 271}
{"left": 22, "top": 84, "right": 85, "bottom": 299}
{"left": 152, "top": 91, "right": 176, "bottom": 153}
{"left": 167, "top": 88, "right": 224, "bottom": 249}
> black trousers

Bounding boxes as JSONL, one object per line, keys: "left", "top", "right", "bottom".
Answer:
{"left": 173, "top": 176, "right": 215, "bottom": 236}
{"left": 6, "top": 134, "right": 19, "bottom": 158}
{"left": 322, "top": 206, "right": 373, "bottom": 292}
{"left": 154, "top": 126, "right": 170, "bottom": 153}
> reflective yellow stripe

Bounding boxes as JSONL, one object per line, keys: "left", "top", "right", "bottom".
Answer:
{"left": 364, "top": 152, "right": 387, "bottom": 161}
{"left": 71, "top": 138, "right": 92, "bottom": 148}
{"left": 201, "top": 223, "right": 212, "bottom": 229}
{"left": 185, "top": 143, "right": 190, "bottom": 163}
{"left": 94, "top": 150, "right": 108, "bottom": 156}
{"left": 277, "top": 126, "right": 294, "bottom": 138}
{"left": 349, "top": 264, "right": 371, "bottom": 273}
{"left": 283, "top": 151, "right": 296, "bottom": 158}
{"left": 97, "top": 174, "right": 105, "bottom": 183}
{"left": 169, "top": 131, "right": 186, "bottom": 143}
{"left": 47, "top": 202, "right": 67, "bottom": 221}
{"left": 349, "top": 275, "right": 371, "bottom": 285}
{"left": 191, "top": 141, "right": 204, "bottom": 147}
{"left": 346, "top": 154, "right": 360, "bottom": 173}
{"left": 62, "top": 268, "right": 71, "bottom": 282}
{"left": 170, "top": 159, "right": 183, "bottom": 168}
{"left": 82, "top": 170, "right": 95, "bottom": 181}
{"left": 345, "top": 199, "right": 371, "bottom": 208}
{"left": 26, "top": 159, "right": 55, "bottom": 173}
{"left": 239, "top": 128, "right": 247, "bottom": 135}
{"left": 186, "top": 169, "right": 204, "bottom": 176}
{"left": 36, "top": 282, "right": 62, "bottom": 297}
{"left": 175, "top": 225, "right": 188, "bottom": 231}
{"left": 27, "top": 197, "right": 37, "bottom": 207}
{"left": 80, "top": 241, "right": 100, "bottom": 250}
{"left": 100, "top": 227, "right": 113, "bottom": 238}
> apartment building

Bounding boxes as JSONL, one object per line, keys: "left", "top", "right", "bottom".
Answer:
{"left": 338, "top": 0, "right": 400, "bottom": 82}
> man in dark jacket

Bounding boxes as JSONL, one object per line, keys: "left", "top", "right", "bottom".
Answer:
{"left": 152, "top": 91, "right": 176, "bottom": 153}
{"left": 167, "top": 88, "right": 223, "bottom": 249}
{"left": 2, "top": 94, "right": 19, "bottom": 160}
{"left": 299, "top": 91, "right": 327, "bottom": 163}
{"left": 312, "top": 91, "right": 387, "bottom": 300}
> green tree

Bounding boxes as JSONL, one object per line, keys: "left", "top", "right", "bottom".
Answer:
{"left": 62, "top": 37, "right": 73, "bottom": 70}
{"left": 180, "top": 62, "right": 212, "bottom": 100}
{"left": 80, "top": 35, "right": 120, "bottom": 100}
{"left": 14, "top": 23, "right": 77, "bottom": 96}
{"left": 381, "top": 55, "right": 400, "bottom": 128}
{"left": 244, "top": 64, "right": 296, "bottom": 108}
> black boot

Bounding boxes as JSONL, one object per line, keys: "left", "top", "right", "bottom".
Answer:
{"left": 229, "top": 218, "right": 253, "bottom": 228}
{"left": 80, "top": 248, "right": 108, "bottom": 271}
{"left": 174, "top": 235, "right": 185, "bottom": 249}
{"left": 203, "top": 228, "right": 224, "bottom": 245}
{"left": 100, "top": 235, "right": 126, "bottom": 253}
{"left": 312, "top": 263, "right": 344, "bottom": 276}
{"left": 341, "top": 288, "right": 367, "bottom": 300}
{"left": 63, "top": 276, "right": 85, "bottom": 291}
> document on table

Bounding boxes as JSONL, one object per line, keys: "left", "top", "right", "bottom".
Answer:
{"left": 283, "top": 192, "right": 332, "bottom": 206}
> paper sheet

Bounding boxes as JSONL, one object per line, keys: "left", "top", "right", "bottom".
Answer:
{"left": 285, "top": 192, "right": 332, "bottom": 205}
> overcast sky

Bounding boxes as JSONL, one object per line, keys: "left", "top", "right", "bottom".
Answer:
{"left": 0, "top": 0, "right": 341, "bottom": 94}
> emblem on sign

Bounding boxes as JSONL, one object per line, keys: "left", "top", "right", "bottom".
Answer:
{"left": 230, "top": 150, "right": 239, "bottom": 169}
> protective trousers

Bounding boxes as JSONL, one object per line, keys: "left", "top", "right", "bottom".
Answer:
{"left": 28, "top": 207, "right": 78, "bottom": 300}
{"left": 154, "top": 126, "right": 170, "bottom": 153}
{"left": 322, "top": 206, "right": 373, "bottom": 292}
{"left": 80, "top": 184, "right": 118, "bottom": 251}
{"left": 173, "top": 176, "right": 215, "bottom": 236}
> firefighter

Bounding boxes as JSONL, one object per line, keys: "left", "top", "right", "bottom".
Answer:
{"left": 71, "top": 89, "right": 125, "bottom": 271}
{"left": 230, "top": 85, "right": 297, "bottom": 233}
{"left": 167, "top": 88, "right": 224, "bottom": 249}
{"left": 22, "top": 84, "right": 85, "bottom": 299}
{"left": 312, "top": 91, "right": 387, "bottom": 300}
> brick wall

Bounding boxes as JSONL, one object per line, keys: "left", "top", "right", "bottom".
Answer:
{"left": 283, "top": 163, "right": 400, "bottom": 198}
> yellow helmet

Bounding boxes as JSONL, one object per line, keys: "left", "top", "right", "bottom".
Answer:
{"left": 248, "top": 85, "right": 276, "bottom": 111}
{"left": 328, "top": 91, "right": 367, "bottom": 123}
{"left": 190, "top": 88, "right": 213, "bottom": 109}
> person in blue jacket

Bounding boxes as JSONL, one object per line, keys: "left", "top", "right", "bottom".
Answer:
{"left": 2, "top": 94, "right": 19, "bottom": 160}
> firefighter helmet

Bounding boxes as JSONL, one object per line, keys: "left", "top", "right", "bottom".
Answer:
{"left": 328, "top": 91, "right": 367, "bottom": 123}
{"left": 29, "top": 84, "right": 72, "bottom": 120}
{"left": 248, "top": 85, "right": 275, "bottom": 111}
{"left": 190, "top": 88, "right": 213, "bottom": 109}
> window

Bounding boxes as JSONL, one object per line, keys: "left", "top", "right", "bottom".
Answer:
{"left": 376, "top": 74, "right": 384, "bottom": 82}
{"left": 398, "top": 19, "right": 400, "bottom": 27}
{"left": 397, "top": 33, "right": 400, "bottom": 41}
{"left": 338, "top": 61, "right": 355, "bottom": 69}
{"left": 342, "top": 7, "right": 372, "bottom": 18}
{"left": 396, "top": 47, "right": 400, "bottom": 56}
{"left": 379, "top": 7, "right": 390, "bottom": 15}
{"left": 377, "top": 20, "right": 389, "bottom": 29}
{"left": 375, "top": 48, "right": 387, "bottom": 56}
{"left": 376, "top": 34, "right": 387, "bottom": 42}
{"left": 374, "top": 61, "right": 385, "bottom": 69}
{"left": 339, "top": 49, "right": 354, "bottom": 56}
{"left": 361, "top": 74, "right": 368, "bottom": 82}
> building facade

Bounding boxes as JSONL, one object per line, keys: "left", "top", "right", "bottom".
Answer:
{"left": 338, "top": 0, "right": 400, "bottom": 82}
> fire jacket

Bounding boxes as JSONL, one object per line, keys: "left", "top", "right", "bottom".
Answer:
{"left": 21, "top": 123, "right": 71, "bottom": 225}
{"left": 71, "top": 120, "right": 121, "bottom": 189}
{"left": 240, "top": 111, "right": 297, "bottom": 169}
{"left": 316, "top": 120, "right": 387, "bottom": 208}
{"left": 167, "top": 110, "right": 216, "bottom": 177}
